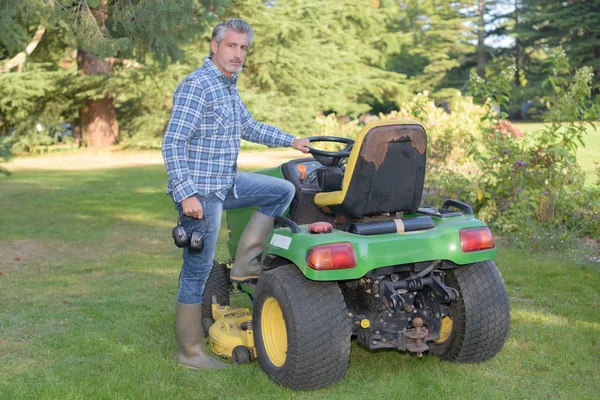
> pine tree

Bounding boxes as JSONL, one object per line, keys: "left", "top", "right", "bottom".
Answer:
{"left": 516, "top": 0, "right": 600, "bottom": 83}
{"left": 1, "top": 0, "right": 225, "bottom": 147}
{"left": 386, "top": 1, "right": 474, "bottom": 92}
{"left": 216, "top": 0, "right": 410, "bottom": 133}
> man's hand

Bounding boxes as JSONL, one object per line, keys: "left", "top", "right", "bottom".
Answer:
{"left": 292, "top": 138, "right": 311, "bottom": 154}
{"left": 181, "top": 196, "right": 203, "bottom": 219}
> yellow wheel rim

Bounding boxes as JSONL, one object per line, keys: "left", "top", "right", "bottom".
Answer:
{"left": 261, "top": 297, "right": 288, "bottom": 367}
{"left": 435, "top": 316, "right": 453, "bottom": 343}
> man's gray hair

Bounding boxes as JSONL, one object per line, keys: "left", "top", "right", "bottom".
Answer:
{"left": 209, "top": 18, "right": 254, "bottom": 57}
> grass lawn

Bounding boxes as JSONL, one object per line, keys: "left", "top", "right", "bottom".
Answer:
{"left": 1, "top": 162, "right": 599, "bottom": 399}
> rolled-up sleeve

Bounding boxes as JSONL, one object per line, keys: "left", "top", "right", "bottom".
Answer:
{"left": 239, "top": 99, "right": 294, "bottom": 148}
{"left": 162, "top": 81, "right": 205, "bottom": 203}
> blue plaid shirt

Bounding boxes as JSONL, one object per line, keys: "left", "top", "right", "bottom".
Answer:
{"left": 162, "top": 57, "right": 295, "bottom": 203}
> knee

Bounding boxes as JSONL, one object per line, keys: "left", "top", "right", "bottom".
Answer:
{"left": 281, "top": 180, "right": 295, "bottom": 204}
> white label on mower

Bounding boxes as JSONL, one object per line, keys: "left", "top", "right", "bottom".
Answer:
{"left": 271, "top": 234, "right": 292, "bottom": 249}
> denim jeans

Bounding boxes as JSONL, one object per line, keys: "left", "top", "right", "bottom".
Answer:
{"left": 173, "top": 172, "right": 295, "bottom": 304}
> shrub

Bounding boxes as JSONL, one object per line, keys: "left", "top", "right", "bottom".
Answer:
{"left": 315, "top": 91, "right": 487, "bottom": 207}
{"left": 468, "top": 49, "right": 600, "bottom": 247}
{"left": 315, "top": 50, "right": 599, "bottom": 249}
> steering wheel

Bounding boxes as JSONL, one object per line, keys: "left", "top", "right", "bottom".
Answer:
{"left": 307, "top": 136, "right": 355, "bottom": 166}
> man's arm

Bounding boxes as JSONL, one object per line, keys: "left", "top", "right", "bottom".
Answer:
{"left": 239, "top": 99, "right": 310, "bottom": 153}
{"left": 162, "top": 81, "right": 205, "bottom": 204}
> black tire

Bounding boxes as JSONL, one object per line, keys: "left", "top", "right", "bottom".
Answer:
{"left": 232, "top": 346, "right": 252, "bottom": 365}
{"left": 201, "top": 261, "right": 231, "bottom": 336}
{"left": 253, "top": 264, "right": 351, "bottom": 390}
{"left": 428, "top": 260, "right": 510, "bottom": 362}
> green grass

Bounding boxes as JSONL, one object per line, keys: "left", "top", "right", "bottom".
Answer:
{"left": 512, "top": 122, "right": 600, "bottom": 177}
{"left": 1, "top": 164, "right": 599, "bottom": 399}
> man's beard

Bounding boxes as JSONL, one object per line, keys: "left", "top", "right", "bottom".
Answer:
{"left": 216, "top": 55, "right": 244, "bottom": 74}
{"left": 228, "top": 64, "right": 243, "bottom": 73}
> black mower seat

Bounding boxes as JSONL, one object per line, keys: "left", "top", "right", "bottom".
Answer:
{"left": 314, "top": 120, "right": 427, "bottom": 219}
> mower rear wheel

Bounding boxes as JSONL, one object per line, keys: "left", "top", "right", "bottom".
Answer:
{"left": 428, "top": 260, "right": 510, "bottom": 362}
{"left": 253, "top": 264, "right": 351, "bottom": 390}
{"left": 201, "top": 261, "right": 230, "bottom": 336}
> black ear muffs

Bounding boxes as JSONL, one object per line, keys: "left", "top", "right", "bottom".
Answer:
{"left": 188, "top": 230, "right": 205, "bottom": 253}
{"left": 172, "top": 217, "right": 189, "bottom": 248}
{"left": 172, "top": 214, "right": 209, "bottom": 253}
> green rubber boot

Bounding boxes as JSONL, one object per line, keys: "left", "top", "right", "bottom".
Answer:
{"left": 176, "top": 302, "right": 227, "bottom": 369}
{"left": 230, "top": 211, "right": 274, "bottom": 282}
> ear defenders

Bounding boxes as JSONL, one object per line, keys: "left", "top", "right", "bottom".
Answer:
{"left": 172, "top": 214, "right": 209, "bottom": 253}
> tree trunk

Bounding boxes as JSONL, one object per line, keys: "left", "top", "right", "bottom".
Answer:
{"left": 76, "top": 1, "right": 117, "bottom": 147}
{"left": 77, "top": 50, "right": 118, "bottom": 147}
{"left": 514, "top": 0, "right": 521, "bottom": 87}
{"left": 476, "top": 0, "right": 486, "bottom": 79}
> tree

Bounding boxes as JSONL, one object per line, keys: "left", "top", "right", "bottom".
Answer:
{"left": 516, "top": 0, "right": 600, "bottom": 83}
{"left": 386, "top": 0, "right": 474, "bottom": 96}
{"left": 476, "top": 0, "right": 486, "bottom": 79}
{"left": 1, "top": 0, "right": 224, "bottom": 147}
{"left": 216, "top": 0, "right": 411, "bottom": 132}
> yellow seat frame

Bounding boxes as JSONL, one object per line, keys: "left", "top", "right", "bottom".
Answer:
{"left": 314, "top": 119, "right": 423, "bottom": 208}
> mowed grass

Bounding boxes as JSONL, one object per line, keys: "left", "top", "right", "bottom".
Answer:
{"left": 1, "top": 163, "right": 599, "bottom": 399}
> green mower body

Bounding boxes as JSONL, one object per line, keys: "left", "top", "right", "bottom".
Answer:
{"left": 204, "top": 121, "right": 510, "bottom": 391}
{"left": 228, "top": 164, "right": 495, "bottom": 281}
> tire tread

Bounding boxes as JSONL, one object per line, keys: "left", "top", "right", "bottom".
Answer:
{"left": 440, "top": 261, "right": 511, "bottom": 362}
{"left": 254, "top": 265, "right": 351, "bottom": 390}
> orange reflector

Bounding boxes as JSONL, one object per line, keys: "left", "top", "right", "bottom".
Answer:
{"left": 296, "top": 164, "right": 307, "bottom": 180}
{"left": 307, "top": 242, "right": 356, "bottom": 270}
{"left": 459, "top": 227, "right": 495, "bottom": 252}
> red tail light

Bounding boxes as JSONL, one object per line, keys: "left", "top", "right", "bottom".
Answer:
{"left": 307, "top": 243, "right": 356, "bottom": 270}
{"left": 460, "top": 227, "right": 495, "bottom": 252}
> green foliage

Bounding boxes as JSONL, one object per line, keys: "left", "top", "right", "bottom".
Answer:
{"left": 386, "top": 0, "right": 474, "bottom": 91}
{"left": 0, "top": 0, "right": 225, "bottom": 154}
{"left": 0, "top": 65, "right": 77, "bottom": 152}
{"left": 0, "top": 136, "right": 11, "bottom": 175}
{"left": 1, "top": 0, "right": 224, "bottom": 64}
{"left": 1, "top": 0, "right": 598, "bottom": 158}
{"left": 223, "top": 0, "right": 411, "bottom": 134}
{"left": 469, "top": 49, "right": 600, "bottom": 248}
{"left": 0, "top": 0, "right": 54, "bottom": 57}
{"left": 309, "top": 49, "right": 599, "bottom": 249}
{"left": 313, "top": 90, "right": 486, "bottom": 162}
{"left": 115, "top": 61, "right": 193, "bottom": 149}
{"left": 516, "top": 0, "right": 600, "bottom": 80}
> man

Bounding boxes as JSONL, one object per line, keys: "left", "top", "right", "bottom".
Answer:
{"left": 161, "top": 18, "right": 311, "bottom": 370}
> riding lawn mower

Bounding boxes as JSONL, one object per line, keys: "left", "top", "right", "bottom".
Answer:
{"left": 200, "top": 119, "right": 510, "bottom": 390}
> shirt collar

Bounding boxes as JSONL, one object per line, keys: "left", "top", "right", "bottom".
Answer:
{"left": 203, "top": 57, "right": 238, "bottom": 85}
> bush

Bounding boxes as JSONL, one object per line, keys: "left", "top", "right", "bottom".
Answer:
{"left": 314, "top": 91, "right": 487, "bottom": 207}
{"left": 0, "top": 136, "right": 11, "bottom": 175}
{"left": 315, "top": 50, "right": 599, "bottom": 249}
{"left": 468, "top": 49, "right": 600, "bottom": 247}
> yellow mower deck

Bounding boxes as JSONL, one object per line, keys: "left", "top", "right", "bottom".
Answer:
{"left": 207, "top": 303, "right": 256, "bottom": 361}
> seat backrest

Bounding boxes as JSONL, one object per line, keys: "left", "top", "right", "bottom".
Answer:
{"left": 327, "top": 120, "right": 427, "bottom": 218}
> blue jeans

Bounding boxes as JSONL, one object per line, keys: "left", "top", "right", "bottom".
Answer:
{"left": 173, "top": 172, "right": 295, "bottom": 304}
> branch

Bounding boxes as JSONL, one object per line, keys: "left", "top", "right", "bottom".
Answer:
{"left": 0, "top": 24, "right": 46, "bottom": 73}
{"left": 107, "top": 58, "right": 144, "bottom": 69}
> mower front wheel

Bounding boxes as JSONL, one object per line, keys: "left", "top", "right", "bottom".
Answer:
{"left": 232, "top": 345, "right": 252, "bottom": 365}
{"left": 253, "top": 264, "right": 351, "bottom": 390}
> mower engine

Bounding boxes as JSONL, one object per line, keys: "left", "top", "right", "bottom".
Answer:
{"left": 342, "top": 268, "right": 459, "bottom": 357}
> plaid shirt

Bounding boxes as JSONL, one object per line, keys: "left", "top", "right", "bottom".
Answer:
{"left": 162, "top": 57, "right": 295, "bottom": 203}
